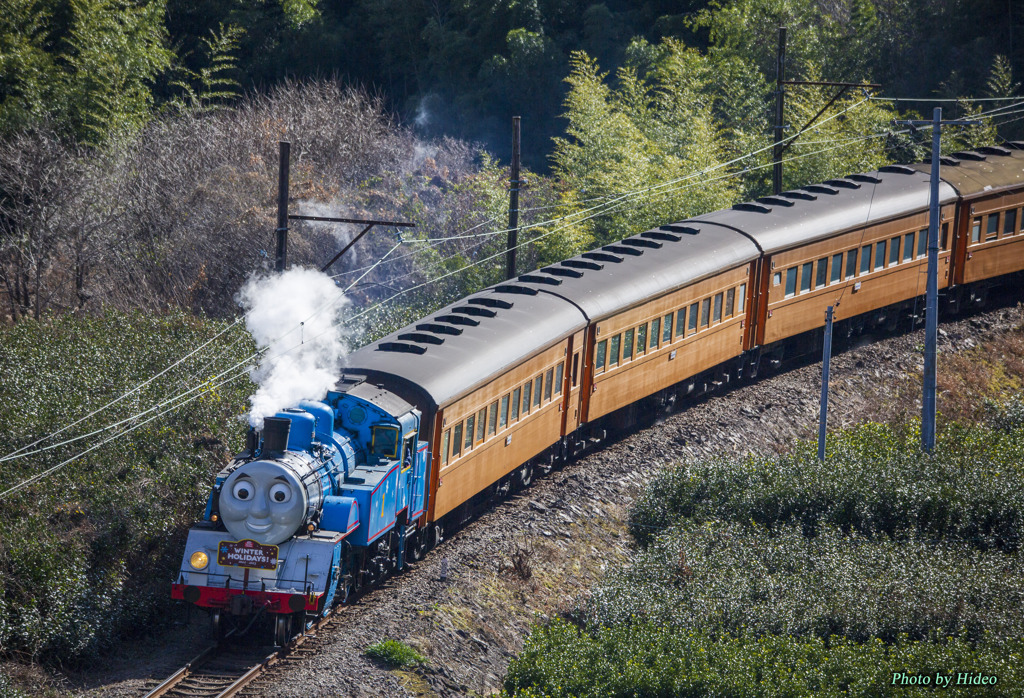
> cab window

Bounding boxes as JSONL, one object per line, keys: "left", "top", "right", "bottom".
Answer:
{"left": 371, "top": 425, "right": 400, "bottom": 458}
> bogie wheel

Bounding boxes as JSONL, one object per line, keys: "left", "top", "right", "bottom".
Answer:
{"left": 274, "top": 613, "right": 292, "bottom": 647}
{"left": 516, "top": 463, "right": 533, "bottom": 490}
{"left": 408, "top": 532, "right": 427, "bottom": 562}
{"left": 494, "top": 476, "right": 511, "bottom": 499}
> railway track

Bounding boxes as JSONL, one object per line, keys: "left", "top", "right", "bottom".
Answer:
{"left": 142, "top": 609, "right": 345, "bottom": 698}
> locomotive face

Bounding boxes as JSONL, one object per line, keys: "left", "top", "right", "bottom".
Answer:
{"left": 219, "top": 461, "right": 307, "bottom": 545}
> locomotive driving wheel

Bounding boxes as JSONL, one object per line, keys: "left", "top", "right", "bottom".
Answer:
{"left": 274, "top": 613, "right": 293, "bottom": 647}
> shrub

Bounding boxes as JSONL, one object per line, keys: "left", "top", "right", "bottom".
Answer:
{"left": 503, "top": 619, "right": 1024, "bottom": 698}
{"left": 0, "top": 311, "right": 254, "bottom": 662}
{"left": 629, "top": 422, "right": 1024, "bottom": 551}
{"left": 365, "top": 639, "right": 426, "bottom": 668}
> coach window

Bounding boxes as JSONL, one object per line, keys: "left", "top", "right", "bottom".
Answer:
{"left": 688, "top": 303, "right": 699, "bottom": 335}
{"left": 441, "top": 429, "right": 450, "bottom": 466}
{"left": 476, "top": 408, "right": 486, "bottom": 442}
{"left": 889, "top": 237, "right": 900, "bottom": 266}
{"left": 555, "top": 364, "right": 564, "bottom": 395}
{"left": 725, "top": 288, "right": 735, "bottom": 316}
{"left": 595, "top": 340, "right": 607, "bottom": 372}
{"left": 785, "top": 268, "right": 798, "bottom": 297}
{"left": 700, "top": 298, "right": 711, "bottom": 327}
{"left": 986, "top": 213, "right": 1000, "bottom": 241}
{"left": 545, "top": 368, "right": 554, "bottom": 399}
{"left": 663, "top": 314, "right": 673, "bottom": 342}
{"left": 941, "top": 222, "right": 950, "bottom": 248}
{"left": 623, "top": 329, "right": 634, "bottom": 360}
{"left": 571, "top": 353, "right": 579, "bottom": 386}
{"left": 651, "top": 318, "right": 661, "bottom": 348}
{"left": 860, "top": 245, "right": 872, "bottom": 275}
{"left": 1003, "top": 210, "right": 1016, "bottom": 237}
{"left": 675, "top": 309, "right": 686, "bottom": 338}
{"left": 814, "top": 258, "right": 826, "bottom": 288}
{"left": 845, "top": 250, "right": 858, "bottom": 279}
{"left": 830, "top": 253, "right": 843, "bottom": 284}
{"left": 451, "top": 422, "right": 463, "bottom": 458}
{"left": 903, "top": 233, "right": 914, "bottom": 262}
{"left": 487, "top": 402, "right": 498, "bottom": 435}
{"left": 971, "top": 218, "right": 981, "bottom": 244}
{"left": 773, "top": 271, "right": 782, "bottom": 288}
{"left": 1019, "top": 208, "right": 1024, "bottom": 233}
{"left": 636, "top": 323, "right": 647, "bottom": 354}
{"left": 874, "top": 241, "right": 886, "bottom": 271}
{"left": 800, "top": 262, "right": 813, "bottom": 293}
{"left": 465, "top": 415, "right": 475, "bottom": 450}
{"left": 499, "top": 394, "right": 510, "bottom": 429}
{"left": 534, "top": 376, "right": 542, "bottom": 407}
{"left": 917, "top": 229, "right": 927, "bottom": 257}
{"left": 522, "top": 383, "right": 532, "bottom": 415}
{"left": 713, "top": 293, "right": 723, "bottom": 322}
{"left": 738, "top": 284, "right": 746, "bottom": 313}
{"left": 511, "top": 388, "right": 521, "bottom": 421}
{"left": 609, "top": 336, "right": 621, "bottom": 367}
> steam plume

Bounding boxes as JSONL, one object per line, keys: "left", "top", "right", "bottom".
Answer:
{"left": 236, "top": 267, "right": 349, "bottom": 428}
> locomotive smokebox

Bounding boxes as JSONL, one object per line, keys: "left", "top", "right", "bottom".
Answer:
{"left": 262, "top": 417, "right": 291, "bottom": 453}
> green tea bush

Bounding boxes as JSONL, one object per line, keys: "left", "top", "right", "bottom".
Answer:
{"left": 503, "top": 619, "right": 1024, "bottom": 698}
{"left": 0, "top": 311, "right": 254, "bottom": 663}
{"left": 588, "top": 520, "right": 1024, "bottom": 644}
{"left": 629, "top": 423, "right": 1024, "bottom": 551}
{"left": 365, "top": 639, "right": 426, "bottom": 668}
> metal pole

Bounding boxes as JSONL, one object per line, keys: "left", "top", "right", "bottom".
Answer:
{"left": 276, "top": 141, "right": 290, "bottom": 273}
{"left": 506, "top": 116, "right": 521, "bottom": 280}
{"left": 922, "top": 107, "right": 941, "bottom": 452}
{"left": 818, "top": 305, "right": 834, "bottom": 461}
{"left": 773, "top": 27, "right": 786, "bottom": 195}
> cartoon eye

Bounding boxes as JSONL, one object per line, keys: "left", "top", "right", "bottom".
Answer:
{"left": 269, "top": 483, "right": 291, "bottom": 503}
{"left": 233, "top": 481, "right": 253, "bottom": 501}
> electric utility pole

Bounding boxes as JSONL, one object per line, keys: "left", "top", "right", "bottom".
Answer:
{"left": 274, "top": 141, "right": 415, "bottom": 274}
{"left": 772, "top": 27, "right": 880, "bottom": 194}
{"left": 506, "top": 116, "right": 521, "bottom": 280}
{"left": 894, "top": 108, "right": 979, "bottom": 451}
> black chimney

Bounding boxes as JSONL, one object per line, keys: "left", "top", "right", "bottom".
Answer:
{"left": 262, "top": 417, "right": 291, "bottom": 453}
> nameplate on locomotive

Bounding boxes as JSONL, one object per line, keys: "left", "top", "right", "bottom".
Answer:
{"left": 217, "top": 539, "right": 279, "bottom": 570}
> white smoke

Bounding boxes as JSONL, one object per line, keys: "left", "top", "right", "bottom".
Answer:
{"left": 236, "top": 267, "right": 349, "bottom": 429}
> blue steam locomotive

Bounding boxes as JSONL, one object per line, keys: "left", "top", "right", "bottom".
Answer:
{"left": 172, "top": 380, "right": 431, "bottom": 644}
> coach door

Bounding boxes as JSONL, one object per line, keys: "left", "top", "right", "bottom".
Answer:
{"left": 560, "top": 329, "right": 586, "bottom": 435}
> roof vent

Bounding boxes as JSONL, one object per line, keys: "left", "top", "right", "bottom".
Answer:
{"left": 733, "top": 202, "right": 772, "bottom": 213}
{"left": 804, "top": 184, "right": 839, "bottom": 195}
{"left": 416, "top": 322, "right": 462, "bottom": 336}
{"left": 541, "top": 266, "right": 584, "bottom": 278}
{"left": 825, "top": 179, "right": 861, "bottom": 189}
{"left": 378, "top": 342, "right": 427, "bottom": 354}
{"left": 469, "top": 297, "right": 513, "bottom": 309}
{"left": 494, "top": 284, "right": 538, "bottom": 295}
{"left": 756, "top": 196, "right": 795, "bottom": 207}
{"left": 641, "top": 230, "right": 682, "bottom": 242}
{"left": 452, "top": 305, "right": 497, "bottom": 318}
{"left": 940, "top": 155, "right": 961, "bottom": 166}
{"left": 436, "top": 313, "right": 480, "bottom": 327}
{"left": 879, "top": 165, "right": 917, "bottom": 175}
{"left": 602, "top": 244, "right": 642, "bottom": 256}
{"left": 582, "top": 251, "right": 623, "bottom": 263}
{"left": 398, "top": 332, "right": 444, "bottom": 345}
{"left": 952, "top": 151, "right": 986, "bottom": 161}
{"left": 621, "top": 237, "right": 662, "bottom": 249}
{"left": 562, "top": 259, "right": 603, "bottom": 270}
{"left": 781, "top": 190, "right": 817, "bottom": 201}
{"left": 518, "top": 273, "right": 562, "bottom": 286}
{"left": 977, "top": 146, "right": 1011, "bottom": 156}
{"left": 659, "top": 224, "right": 699, "bottom": 235}
{"left": 847, "top": 173, "right": 882, "bottom": 184}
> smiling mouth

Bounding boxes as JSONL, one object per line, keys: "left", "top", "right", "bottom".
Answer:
{"left": 246, "top": 520, "right": 272, "bottom": 532}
